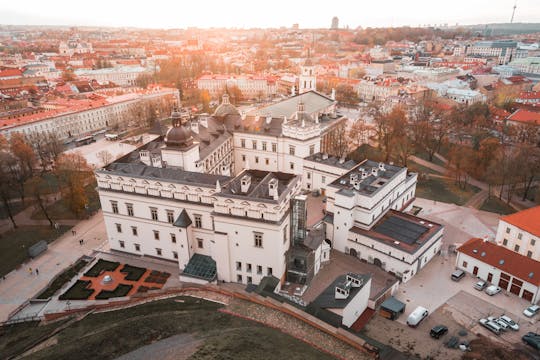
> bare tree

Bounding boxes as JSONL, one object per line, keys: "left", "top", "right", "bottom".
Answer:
{"left": 97, "top": 150, "right": 114, "bottom": 167}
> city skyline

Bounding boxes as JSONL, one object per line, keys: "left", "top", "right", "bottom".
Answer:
{"left": 1, "top": 0, "right": 540, "bottom": 29}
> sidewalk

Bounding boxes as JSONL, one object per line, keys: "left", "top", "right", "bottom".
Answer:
{"left": 0, "top": 211, "right": 107, "bottom": 322}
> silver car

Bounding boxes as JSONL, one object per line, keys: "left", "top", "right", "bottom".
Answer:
{"left": 499, "top": 315, "right": 519, "bottom": 331}
{"left": 524, "top": 305, "right": 540, "bottom": 318}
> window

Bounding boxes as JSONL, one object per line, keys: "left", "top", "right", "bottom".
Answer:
{"left": 257, "top": 265, "right": 262, "bottom": 274}
{"left": 514, "top": 244, "right": 520, "bottom": 252}
{"left": 252, "top": 140, "right": 257, "bottom": 150}
{"left": 254, "top": 233, "right": 263, "bottom": 248}
{"left": 119, "top": 240, "right": 125, "bottom": 248}
{"left": 115, "top": 223, "right": 122, "bottom": 233}
{"left": 247, "top": 276, "right": 253, "bottom": 283}
{"left": 237, "top": 274, "right": 243, "bottom": 282}
{"left": 167, "top": 210, "right": 174, "bottom": 224}
{"left": 255, "top": 156, "right": 259, "bottom": 164}
{"left": 173, "top": 251, "right": 178, "bottom": 259}
{"left": 111, "top": 201, "right": 118, "bottom": 214}
{"left": 241, "top": 139, "right": 246, "bottom": 148}
{"left": 132, "top": 226, "right": 138, "bottom": 236}
{"left": 307, "top": 172, "right": 311, "bottom": 180}
{"left": 170, "top": 233, "right": 176, "bottom": 243}
{"left": 246, "top": 263, "right": 252, "bottom": 272}
{"left": 309, "top": 144, "right": 315, "bottom": 155}
{"left": 156, "top": 248, "right": 162, "bottom": 256}
{"left": 283, "top": 225, "right": 288, "bottom": 244}
{"left": 265, "top": 158, "right": 269, "bottom": 165}
{"left": 289, "top": 145, "right": 295, "bottom": 155}
{"left": 126, "top": 203, "right": 134, "bottom": 216}
{"left": 134, "top": 244, "right": 140, "bottom": 252}
{"left": 527, "top": 251, "right": 533, "bottom": 258}
{"left": 532, "top": 239, "right": 536, "bottom": 246}
{"left": 503, "top": 238, "right": 508, "bottom": 246}
{"left": 150, "top": 207, "right": 158, "bottom": 221}
{"left": 506, "top": 227, "right": 511, "bottom": 234}
{"left": 272, "top": 143, "right": 277, "bottom": 152}
{"left": 267, "top": 267, "right": 273, "bottom": 276}
{"left": 290, "top": 162, "right": 294, "bottom": 170}
{"left": 322, "top": 176, "right": 326, "bottom": 184}
{"left": 194, "top": 214, "right": 202, "bottom": 228}
{"left": 236, "top": 261, "right": 242, "bottom": 271}
{"left": 197, "top": 238, "right": 204, "bottom": 248}
{"left": 242, "top": 154, "right": 246, "bottom": 162}
{"left": 518, "top": 233, "right": 523, "bottom": 240}
{"left": 154, "top": 230, "right": 160, "bottom": 240}
{"left": 462, "top": 261, "right": 468, "bottom": 268}
{"left": 262, "top": 142, "right": 267, "bottom": 151}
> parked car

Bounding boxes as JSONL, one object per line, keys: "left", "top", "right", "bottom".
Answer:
{"left": 451, "top": 270, "right": 466, "bottom": 281}
{"left": 523, "top": 305, "right": 540, "bottom": 318}
{"left": 474, "top": 280, "right": 487, "bottom": 291}
{"left": 485, "top": 285, "right": 501, "bottom": 296}
{"left": 407, "top": 306, "right": 429, "bottom": 327}
{"left": 499, "top": 315, "right": 519, "bottom": 331}
{"left": 430, "top": 325, "right": 448, "bottom": 339}
{"left": 487, "top": 316, "right": 509, "bottom": 331}
{"left": 522, "top": 332, "right": 540, "bottom": 350}
{"left": 479, "top": 318, "right": 501, "bottom": 335}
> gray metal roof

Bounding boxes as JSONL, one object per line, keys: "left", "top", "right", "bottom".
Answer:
{"left": 380, "top": 296, "right": 406, "bottom": 313}
{"left": 100, "top": 163, "right": 230, "bottom": 187}
{"left": 249, "top": 91, "right": 335, "bottom": 118}
{"left": 173, "top": 209, "right": 192, "bottom": 227}
{"left": 304, "top": 153, "right": 357, "bottom": 170}
{"left": 311, "top": 274, "right": 370, "bottom": 309}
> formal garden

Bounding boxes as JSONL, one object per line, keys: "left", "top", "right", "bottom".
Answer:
{"left": 57, "top": 259, "right": 170, "bottom": 301}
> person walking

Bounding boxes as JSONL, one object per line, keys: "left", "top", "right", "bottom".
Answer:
{"left": 28, "top": 267, "right": 32, "bottom": 275}
{"left": 35, "top": 268, "right": 39, "bottom": 275}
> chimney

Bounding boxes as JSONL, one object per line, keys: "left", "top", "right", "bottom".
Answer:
{"left": 371, "top": 167, "right": 378, "bottom": 177}
{"left": 361, "top": 170, "right": 368, "bottom": 179}
{"left": 291, "top": 85, "right": 296, "bottom": 96}
{"left": 240, "top": 174, "right": 251, "bottom": 193}
{"left": 199, "top": 115, "right": 208, "bottom": 128}
{"left": 350, "top": 173, "right": 358, "bottom": 184}
{"left": 339, "top": 157, "right": 345, "bottom": 164}
{"left": 378, "top": 162, "right": 385, "bottom": 171}
{"left": 268, "top": 178, "right": 279, "bottom": 200}
{"left": 331, "top": 88, "right": 336, "bottom": 100}
{"left": 322, "top": 153, "right": 329, "bottom": 160}
{"left": 190, "top": 120, "right": 199, "bottom": 134}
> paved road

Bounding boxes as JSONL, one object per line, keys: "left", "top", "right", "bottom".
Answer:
{"left": 0, "top": 211, "right": 107, "bottom": 322}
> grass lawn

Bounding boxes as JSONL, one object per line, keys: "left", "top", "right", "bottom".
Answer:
{"left": 407, "top": 160, "right": 443, "bottom": 175}
{"left": 413, "top": 150, "right": 446, "bottom": 167}
{"left": 31, "top": 184, "right": 100, "bottom": 221}
{"left": 95, "top": 284, "right": 132, "bottom": 300}
{"left": 37, "top": 258, "right": 89, "bottom": 299}
{"left": 120, "top": 264, "right": 146, "bottom": 281}
{"left": 59, "top": 280, "right": 94, "bottom": 300}
{"left": 415, "top": 176, "right": 481, "bottom": 206}
{"left": 0, "top": 200, "right": 34, "bottom": 220}
{"left": 480, "top": 197, "right": 516, "bottom": 215}
{"left": 0, "top": 225, "right": 73, "bottom": 277}
{"left": 15, "top": 296, "right": 336, "bottom": 360}
{"left": 84, "top": 259, "right": 119, "bottom": 277}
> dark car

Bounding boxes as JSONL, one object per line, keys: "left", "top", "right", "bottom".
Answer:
{"left": 523, "top": 332, "right": 540, "bottom": 350}
{"left": 430, "top": 325, "right": 448, "bottom": 339}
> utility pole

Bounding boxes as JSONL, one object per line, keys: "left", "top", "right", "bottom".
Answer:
{"left": 510, "top": 1, "right": 517, "bottom": 23}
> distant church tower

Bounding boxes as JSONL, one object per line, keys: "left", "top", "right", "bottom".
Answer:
{"left": 331, "top": 16, "right": 339, "bottom": 29}
{"left": 299, "top": 51, "right": 316, "bottom": 94}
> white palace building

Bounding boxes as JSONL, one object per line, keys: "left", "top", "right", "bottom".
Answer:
{"left": 96, "top": 62, "right": 444, "bottom": 286}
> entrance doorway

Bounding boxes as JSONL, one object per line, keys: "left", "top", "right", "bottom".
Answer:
{"left": 374, "top": 258, "right": 383, "bottom": 267}
{"left": 349, "top": 248, "right": 358, "bottom": 257}
{"left": 473, "top": 266, "right": 479, "bottom": 276}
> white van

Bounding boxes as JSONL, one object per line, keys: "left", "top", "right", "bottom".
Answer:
{"left": 407, "top": 306, "right": 429, "bottom": 327}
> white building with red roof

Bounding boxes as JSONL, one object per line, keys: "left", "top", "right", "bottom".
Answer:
{"left": 495, "top": 206, "right": 540, "bottom": 260}
{"left": 457, "top": 237, "right": 540, "bottom": 303}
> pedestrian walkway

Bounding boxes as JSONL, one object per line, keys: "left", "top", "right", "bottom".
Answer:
{"left": 0, "top": 211, "right": 107, "bottom": 322}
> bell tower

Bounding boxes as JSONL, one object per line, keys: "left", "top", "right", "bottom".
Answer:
{"left": 299, "top": 49, "right": 316, "bottom": 94}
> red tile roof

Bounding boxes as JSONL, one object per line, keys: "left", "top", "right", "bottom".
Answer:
{"left": 507, "top": 109, "right": 540, "bottom": 126}
{"left": 500, "top": 206, "right": 540, "bottom": 237}
{"left": 0, "top": 69, "right": 23, "bottom": 78}
{"left": 458, "top": 237, "right": 540, "bottom": 286}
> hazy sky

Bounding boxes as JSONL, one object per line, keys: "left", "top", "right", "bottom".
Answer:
{"left": 1, "top": 0, "right": 538, "bottom": 29}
